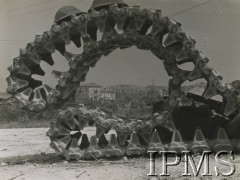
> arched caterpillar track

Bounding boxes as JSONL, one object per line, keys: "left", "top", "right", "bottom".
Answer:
{"left": 7, "top": 4, "right": 240, "bottom": 160}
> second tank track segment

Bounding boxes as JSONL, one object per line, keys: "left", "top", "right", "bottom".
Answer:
{"left": 6, "top": 2, "right": 240, "bottom": 160}
{"left": 46, "top": 105, "right": 240, "bottom": 160}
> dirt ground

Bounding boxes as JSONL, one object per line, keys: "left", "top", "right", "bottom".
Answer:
{"left": 0, "top": 128, "right": 240, "bottom": 180}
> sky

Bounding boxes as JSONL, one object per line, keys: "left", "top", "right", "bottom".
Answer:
{"left": 0, "top": 0, "right": 240, "bottom": 92}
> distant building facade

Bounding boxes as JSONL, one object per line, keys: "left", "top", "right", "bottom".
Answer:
{"left": 75, "top": 83, "right": 170, "bottom": 103}
{"left": 76, "top": 83, "right": 116, "bottom": 102}
{"left": 100, "top": 89, "right": 116, "bottom": 101}
{"left": 76, "top": 83, "right": 102, "bottom": 102}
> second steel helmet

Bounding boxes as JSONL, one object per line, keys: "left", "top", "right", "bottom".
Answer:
{"left": 90, "top": 0, "right": 127, "bottom": 10}
{"left": 231, "top": 80, "right": 240, "bottom": 93}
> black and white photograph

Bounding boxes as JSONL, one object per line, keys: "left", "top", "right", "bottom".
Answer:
{"left": 0, "top": 0, "right": 240, "bottom": 179}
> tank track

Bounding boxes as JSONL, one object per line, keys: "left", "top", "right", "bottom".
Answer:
{"left": 6, "top": 4, "right": 240, "bottom": 160}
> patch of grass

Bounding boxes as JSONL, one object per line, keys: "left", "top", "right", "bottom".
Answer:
{"left": 0, "top": 153, "right": 63, "bottom": 165}
{"left": 0, "top": 103, "right": 57, "bottom": 129}
{"left": 0, "top": 119, "right": 50, "bottom": 129}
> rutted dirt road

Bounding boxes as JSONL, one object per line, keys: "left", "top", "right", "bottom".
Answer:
{"left": 0, "top": 128, "right": 240, "bottom": 180}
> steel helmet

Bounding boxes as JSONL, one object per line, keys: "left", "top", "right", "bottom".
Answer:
{"left": 54, "top": 6, "right": 82, "bottom": 24}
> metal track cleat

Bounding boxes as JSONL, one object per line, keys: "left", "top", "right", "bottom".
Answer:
{"left": 57, "top": 84, "right": 78, "bottom": 100}
{"left": 77, "top": 108, "right": 93, "bottom": 130}
{"left": 94, "top": 116, "right": 111, "bottom": 138}
{"left": 58, "top": 109, "right": 73, "bottom": 120}
{"left": 84, "top": 135, "right": 103, "bottom": 160}
{"left": 64, "top": 138, "right": 83, "bottom": 161}
{"left": 137, "top": 34, "right": 159, "bottom": 50}
{"left": 154, "top": 111, "right": 170, "bottom": 126}
{"left": 191, "top": 128, "right": 209, "bottom": 154}
{"left": 20, "top": 44, "right": 40, "bottom": 65}
{"left": 132, "top": 6, "right": 149, "bottom": 31}
{"left": 57, "top": 123, "right": 70, "bottom": 137}
{"left": 125, "top": 132, "right": 144, "bottom": 157}
{"left": 14, "top": 88, "right": 33, "bottom": 108}
{"left": 176, "top": 40, "right": 197, "bottom": 64}
{"left": 41, "top": 31, "right": 56, "bottom": 54}
{"left": 56, "top": 117, "right": 82, "bottom": 157}
{"left": 10, "top": 77, "right": 29, "bottom": 91}
{"left": 68, "top": 14, "right": 82, "bottom": 48}
{"left": 52, "top": 70, "right": 72, "bottom": 87}
{"left": 82, "top": 35, "right": 101, "bottom": 65}
{"left": 105, "top": 134, "right": 124, "bottom": 159}
{"left": 124, "top": 17, "right": 137, "bottom": 34}
{"left": 57, "top": 82, "right": 78, "bottom": 100}
{"left": 150, "top": 12, "right": 168, "bottom": 36}
{"left": 214, "top": 128, "right": 233, "bottom": 152}
{"left": 91, "top": 9, "right": 108, "bottom": 32}
{"left": 169, "top": 130, "right": 188, "bottom": 153}
{"left": 147, "top": 129, "right": 165, "bottom": 152}
{"left": 223, "top": 89, "right": 239, "bottom": 116}
{"left": 49, "top": 142, "right": 63, "bottom": 155}
{"left": 115, "top": 123, "right": 132, "bottom": 147}
{"left": 34, "top": 34, "right": 55, "bottom": 65}
{"left": 58, "top": 135, "right": 72, "bottom": 151}
{"left": 110, "top": 5, "right": 128, "bottom": 30}
{"left": 163, "top": 25, "right": 182, "bottom": 47}
{"left": 9, "top": 57, "right": 32, "bottom": 76}
{"left": 99, "top": 29, "right": 119, "bottom": 56}
{"left": 6, "top": 76, "right": 18, "bottom": 94}
{"left": 203, "top": 69, "right": 223, "bottom": 100}
{"left": 135, "top": 121, "right": 154, "bottom": 146}
{"left": 51, "top": 22, "right": 70, "bottom": 47}
{"left": 64, "top": 51, "right": 84, "bottom": 69}
{"left": 42, "top": 84, "right": 52, "bottom": 96}
{"left": 46, "top": 88, "right": 62, "bottom": 104}
{"left": 28, "top": 88, "right": 46, "bottom": 111}
{"left": 46, "top": 121, "right": 58, "bottom": 141}
{"left": 6, "top": 76, "right": 29, "bottom": 94}
{"left": 189, "top": 58, "right": 211, "bottom": 81}
{"left": 172, "top": 69, "right": 191, "bottom": 86}
{"left": 46, "top": 120, "right": 63, "bottom": 154}
{"left": 71, "top": 14, "right": 89, "bottom": 37}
